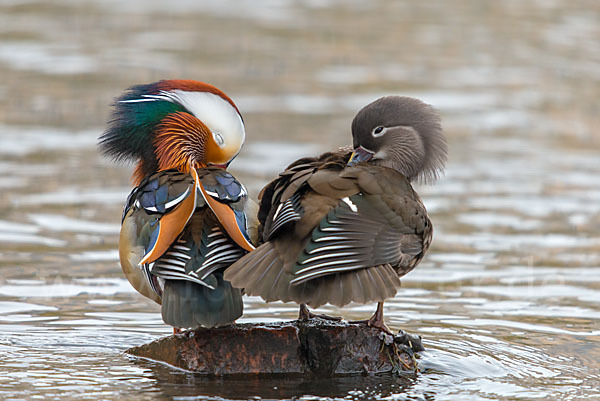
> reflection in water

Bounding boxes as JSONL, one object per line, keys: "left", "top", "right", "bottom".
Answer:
{"left": 135, "top": 359, "right": 417, "bottom": 400}
{"left": 0, "top": 0, "right": 599, "bottom": 400}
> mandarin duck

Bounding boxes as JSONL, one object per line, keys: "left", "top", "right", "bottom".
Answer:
{"left": 224, "top": 96, "right": 447, "bottom": 332}
{"left": 99, "top": 80, "right": 257, "bottom": 331}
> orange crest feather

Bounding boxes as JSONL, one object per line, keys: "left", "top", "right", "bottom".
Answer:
{"left": 154, "top": 111, "right": 210, "bottom": 174}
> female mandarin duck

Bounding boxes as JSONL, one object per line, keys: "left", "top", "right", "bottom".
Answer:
{"left": 99, "top": 80, "right": 257, "bottom": 331}
{"left": 225, "top": 96, "right": 447, "bottom": 332}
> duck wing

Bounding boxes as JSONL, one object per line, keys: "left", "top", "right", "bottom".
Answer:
{"left": 290, "top": 165, "right": 431, "bottom": 286}
{"left": 225, "top": 154, "right": 431, "bottom": 307}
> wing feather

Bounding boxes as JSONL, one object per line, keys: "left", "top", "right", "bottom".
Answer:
{"left": 290, "top": 169, "right": 430, "bottom": 285}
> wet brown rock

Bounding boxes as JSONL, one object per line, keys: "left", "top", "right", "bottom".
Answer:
{"left": 126, "top": 319, "right": 423, "bottom": 376}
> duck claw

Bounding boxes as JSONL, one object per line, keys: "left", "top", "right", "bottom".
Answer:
{"left": 298, "top": 303, "right": 342, "bottom": 321}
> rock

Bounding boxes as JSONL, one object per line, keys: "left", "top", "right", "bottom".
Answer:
{"left": 126, "top": 319, "right": 423, "bottom": 376}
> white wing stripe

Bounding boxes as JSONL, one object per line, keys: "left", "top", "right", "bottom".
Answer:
{"left": 295, "top": 258, "right": 360, "bottom": 273}
{"left": 163, "top": 187, "right": 191, "bottom": 210}
{"left": 306, "top": 244, "right": 356, "bottom": 254}
{"left": 206, "top": 238, "right": 229, "bottom": 248}
{"left": 298, "top": 251, "right": 358, "bottom": 266}
{"left": 153, "top": 265, "right": 184, "bottom": 273}
{"left": 201, "top": 249, "right": 242, "bottom": 269}
{"left": 270, "top": 211, "right": 300, "bottom": 233}
{"left": 271, "top": 212, "right": 298, "bottom": 228}
{"left": 158, "top": 258, "right": 187, "bottom": 267}
{"left": 272, "top": 202, "right": 285, "bottom": 221}
{"left": 290, "top": 265, "right": 362, "bottom": 284}
{"left": 277, "top": 209, "right": 297, "bottom": 219}
{"left": 200, "top": 256, "right": 240, "bottom": 274}
{"left": 314, "top": 235, "right": 349, "bottom": 242}
{"left": 165, "top": 251, "right": 191, "bottom": 259}
{"left": 153, "top": 272, "right": 214, "bottom": 289}
{"left": 205, "top": 243, "right": 236, "bottom": 258}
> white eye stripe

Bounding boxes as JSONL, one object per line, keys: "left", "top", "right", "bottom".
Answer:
{"left": 371, "top": 125, "right": 414, "bottom": 138}
{"left": 372, "top": 126, "right": 387, "bottom": 137}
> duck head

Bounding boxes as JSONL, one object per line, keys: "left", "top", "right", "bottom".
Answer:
{"left": 99, "top": 80, "right": 245, "bottom": 184}
{"left": 349, "top": 96, "right": 447, "bottom": 182}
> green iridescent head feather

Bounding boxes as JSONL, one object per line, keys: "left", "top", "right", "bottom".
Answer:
{"left": 98, "top": 82, "right": 185, "bottom": 167}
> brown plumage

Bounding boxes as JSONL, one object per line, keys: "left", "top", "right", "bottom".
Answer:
{"left": 226, "top": 151, "right": 430, "bottom": 307}
{"left": 224, "top": 96, "right": 446, "bottom": 328}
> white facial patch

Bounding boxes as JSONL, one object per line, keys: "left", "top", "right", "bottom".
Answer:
{"left": 155, "top": 89, "right": 245, "bottom": 156}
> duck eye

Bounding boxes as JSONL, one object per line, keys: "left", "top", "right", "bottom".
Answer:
{"left": 213, "top": 132, "right": 225, "bottom": 147}
{"left": 372, "top": 126, "right": 385, "bottom": 136}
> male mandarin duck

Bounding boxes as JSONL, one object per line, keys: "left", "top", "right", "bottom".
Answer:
{"left": 224, "top": 96, "right": 447, "bottom": 332}
{"left": 99, "top": 80, "right": 257, "bottom": 331}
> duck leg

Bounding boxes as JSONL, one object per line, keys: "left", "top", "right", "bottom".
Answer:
{"left": 350, "top": 302, "right": 392, "bottom": 334}
{"left": 298, "top": 303, "right": 342, "bottom": 321}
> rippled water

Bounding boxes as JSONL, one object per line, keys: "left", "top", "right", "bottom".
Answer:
{"left": 1, "top": 0, "right": 599, "bottom": 399}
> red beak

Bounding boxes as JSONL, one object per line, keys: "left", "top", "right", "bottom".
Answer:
{"left": 210, "top": 163, "right": 228, "bottom": 169}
